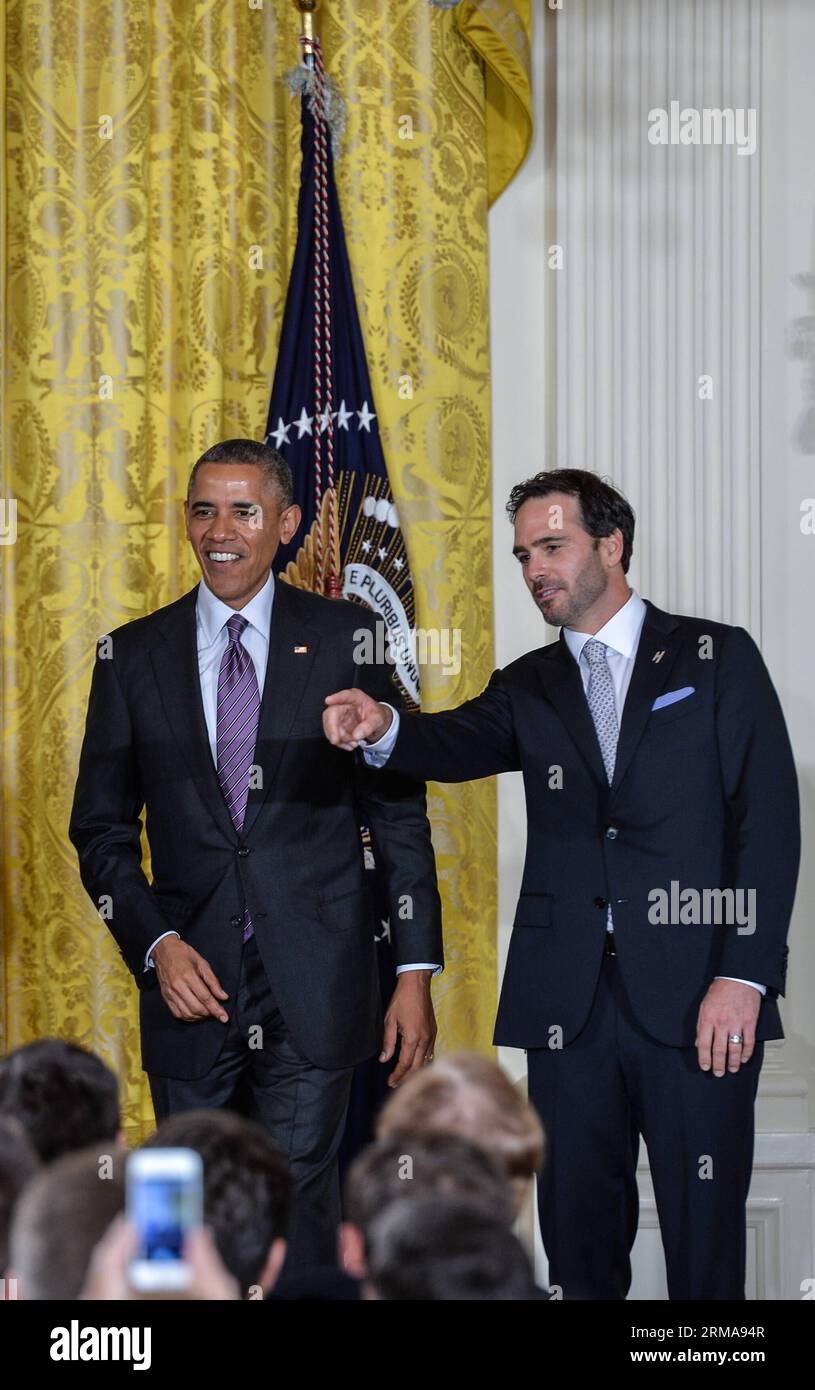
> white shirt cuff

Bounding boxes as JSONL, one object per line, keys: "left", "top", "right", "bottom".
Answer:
{"left": 396, "top": 962, "right": 443, "bottom": 978}
{"left": 144, "top": 930, "right": 180, "bottom": 970}
{"left": 715, "top": 975, "right": 766, "bottom": 996}
{"left": 361, "top": 705, "right": 400, "bottom": 765}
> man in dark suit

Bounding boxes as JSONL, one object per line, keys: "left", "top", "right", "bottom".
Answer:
{"left": 69, "top": 438, "right": 443, "bottom": 1274}
{"left": 322, "top": 468, "right": 800, "bottom": 1300}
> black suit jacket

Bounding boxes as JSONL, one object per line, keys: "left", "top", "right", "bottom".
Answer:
{"left": 384, "top": 601, "right": 800, "bottom": 1050}
{"left": 69, "top": 578, "right": 443, "bottom": 1077}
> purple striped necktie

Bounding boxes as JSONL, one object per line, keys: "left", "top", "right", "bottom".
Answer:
{"left": 216, "top": 613, "right": 260, "bottom": 942}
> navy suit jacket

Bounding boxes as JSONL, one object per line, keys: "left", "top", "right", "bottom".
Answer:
{"left": 384, "top": 601, "right": 800, "bottom": 1050}
{"left": 69, "top": 579, "right": 443, "bottom": 1077}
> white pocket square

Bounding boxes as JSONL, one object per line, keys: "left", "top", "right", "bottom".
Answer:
{"left": 652, "top": 686, "right": 695, "bottom": 711}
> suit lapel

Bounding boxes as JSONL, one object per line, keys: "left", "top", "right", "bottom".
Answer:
{"left": 536, "top": 637, "right": 609, "bottom": 788}
{"left": 610, "top": 602, "right": 681, "bottom": 794}
{"left": 241, "top": 579, "right": 320, "bottom": 839}
{"left": 150, "top": 588, "right": 238, "bottom": 845}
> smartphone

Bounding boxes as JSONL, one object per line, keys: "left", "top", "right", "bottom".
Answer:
{"left": 127, "top": 1148, "right": 203, "bottom": 1292}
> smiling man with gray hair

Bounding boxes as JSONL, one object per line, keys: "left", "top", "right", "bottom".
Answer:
{"left": 69, "top": 438, "right": 443, "bottom": 1276}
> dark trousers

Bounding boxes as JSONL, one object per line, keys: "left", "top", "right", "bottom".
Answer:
{"left": 147, "top": 933, "right": 355, "bottom": 1278}
{"left": 526, "top": 953, "right": 763, "bottom": 1300}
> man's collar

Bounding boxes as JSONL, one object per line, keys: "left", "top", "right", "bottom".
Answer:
{"left": 196, "top": 567, "right": 275, "bottom": 645}
{"left": 562, "top": 589, "right": 647, "bottom": 664}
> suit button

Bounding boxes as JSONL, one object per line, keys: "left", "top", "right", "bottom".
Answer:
{"left": 594, "top": 896, "right": 609, "bottom": 908}
{"left": 605, "top": 827, "right": 619, "bottom": 840}
{"left": 237, "top": 846, "right": 250, "bottom": 857}
{"left": 230, "top": 915, "right": 242, "bottom": 928}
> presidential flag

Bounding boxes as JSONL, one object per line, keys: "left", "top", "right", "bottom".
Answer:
{"left": 266, "top": 79, "right": 418, "bottom": 708}
{"left": 265, "top": 63, "right": 420, "bottom": 1160}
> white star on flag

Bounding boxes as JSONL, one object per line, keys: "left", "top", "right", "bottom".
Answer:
{"left": 377, "top": 546, "right": 387, "bottom": 561}
{"left": 270, "top": 417, "right": 291, "bottom": 449}
{"left": 393, "top": 556, "right": 404, "bottom": 570}
{"left": 361, "top": 539, "right": 372, "bottom": 553}
{"left": 294, "top": 407, "right": 313, "bottom": 438}
{"left": 317, "top": 410, "right": 332, "bottom": 434}
{"left": 357, "top": 401, "right": 376, "bottom": 432}
{"left": 336, "top": 400, "right": 352, "bottom": 430}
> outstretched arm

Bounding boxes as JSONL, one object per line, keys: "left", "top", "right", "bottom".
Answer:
{"left": 324, "top": 668, "right": 521, "bottom": 784}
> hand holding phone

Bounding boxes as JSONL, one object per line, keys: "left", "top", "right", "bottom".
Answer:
{"left": 127, "top": 1148, "right": 203, "bottom": 1292}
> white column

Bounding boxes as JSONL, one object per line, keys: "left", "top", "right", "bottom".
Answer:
{"left": 556, "top": 0, "right": 762, "bottom": 630}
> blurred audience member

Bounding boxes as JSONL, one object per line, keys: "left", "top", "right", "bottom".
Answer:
{"left": 340, "top": 1128, "right": 515, "bottom": 1282}
{"left": 0, "top": 1039, "right": 120, "bottom": 1163}
{"left": 8, "top": 1143, "right": 125, "bottom": 1298}
{"left": 366, "top": 1196, "right": 539, "bottom": 1300}
{"left": 0, "top": 1117, "right": 41, "bottom": 1281}
{"left": 376, "top": 1051, "right": 544, "bottom": 1214}
{"left": 143, "top": 1109, "right": 290, "bottom": 1297}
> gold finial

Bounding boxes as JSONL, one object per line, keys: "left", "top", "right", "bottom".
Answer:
{"left": 294, "top": 0, "right": 318, "bottom": 58}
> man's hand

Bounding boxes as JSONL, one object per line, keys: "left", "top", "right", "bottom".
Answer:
{"left": 153, "top": 936, "right": 229, "bottom": 1024}
{"left": 695, "top": 978, "right": 761, "bottom": 1076}
{"left": 80, "top": 1214, "right": 240, "bottom": 1300}
{"left": 323, "top": 690, "right": 392, "bottom": 751}
{"left": 380, "top": 971, "right": 437, "bottom": 1088}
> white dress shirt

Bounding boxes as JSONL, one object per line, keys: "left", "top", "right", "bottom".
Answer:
{"left": 364, "top": 589, "right": 764, "bottom": 995}
{"left": 145, "top": 569, "right": 433, "bottom": 976}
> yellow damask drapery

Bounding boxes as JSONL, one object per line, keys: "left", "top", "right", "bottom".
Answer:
{"left": 0, "top": 0, "right": 531, "bottom": 1141}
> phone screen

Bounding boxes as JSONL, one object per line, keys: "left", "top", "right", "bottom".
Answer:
{"left": 132, "top": 1175, "right": 196, "bottom": 1263}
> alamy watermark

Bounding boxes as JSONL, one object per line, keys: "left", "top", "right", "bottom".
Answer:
{"left": 353, "top": 625, "right": 461, "bottom": 678}
{"left": 648, "top": 881, "right": 756, "bottom": 935}
{"left": 648, "top": 103, "right": 757, "bottom": 157}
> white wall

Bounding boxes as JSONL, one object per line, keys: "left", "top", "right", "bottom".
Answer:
{"left": 488, "top": 0, "right": 815, "bottom": 1298}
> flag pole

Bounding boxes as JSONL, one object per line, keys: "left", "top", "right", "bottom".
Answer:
{"left": 294, "top": 0, "right": 318, "bottom": 72}
{"left": 292, "top": 0, "right": 341, "bottom": 597}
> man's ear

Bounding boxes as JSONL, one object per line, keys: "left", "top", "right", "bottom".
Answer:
{"left": 601, "top": 527, "right": 624, "bottom": 569}
{"left": 338, "top": 1221, "right": 367, "bottom": 1280}
{"left": 257, "top": 1237, "right": 287, "bottom": 1295}
{"left": 280, "top": 503, "right": 302, "bottom": 545}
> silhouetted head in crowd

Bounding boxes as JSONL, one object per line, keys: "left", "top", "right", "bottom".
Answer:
{"left": 0, "top": 1039, "right": 120, "bottom": 1163}
{"left": 340, "top": 1128, "right": 516, "bottom": 1281}
{"left": 365, "top": 1196, "right": 538, "bottom": 1300}
{"left": 8, "top": 1143, "right": 126, "bottom": 1298}
{"left": 375, "top": 1051, "right": 545, "bottom": 1213}
{"left": 0, "top": 1117, "right": 41, "bottom": 1278}
{"left": 143, "top": 1109, "right": 291, "bottom": 1296}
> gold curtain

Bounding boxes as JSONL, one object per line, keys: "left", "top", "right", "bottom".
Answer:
{"left": 0, "top": 0, "right": 532, "bottom": 1143}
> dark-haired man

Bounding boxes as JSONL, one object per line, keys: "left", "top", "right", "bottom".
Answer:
{"left": 323, "top": 468, "right": 800, "bottom": 1300}
{"left": 144, "top": 1109, "right": 291, "bottom": 1296}
{"left": 69, "top": 439, "right": 443, "bottom": 1275}
{"left": 340, "top": 1128, "right": 518, "bottom": 1291}
{"left": 0, "top": 1039, "right": 121, "bottom": 1163}
{"left": 365, "top": 1197, "right": 539, "bottom": 1301}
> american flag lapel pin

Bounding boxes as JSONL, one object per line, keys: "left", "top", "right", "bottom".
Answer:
{"left": 652, "top": 650, "right": 665, "bottom": 663}
{"left": 294, "top": 645, "right": 308, "bottom": 654}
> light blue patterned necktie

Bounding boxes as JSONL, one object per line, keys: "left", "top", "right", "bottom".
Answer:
{"left": 583, "top": 638, "right": 619, "bottom": 783}
{"left": 583, "top": 638, "right": 618, "bottom": 935}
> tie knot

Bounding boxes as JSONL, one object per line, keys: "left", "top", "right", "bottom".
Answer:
{"left": 225, "top": 614, "right": 249, "bottom": 644}
{"left": 583, "top": 638, "right": 608, "bottom": 666}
